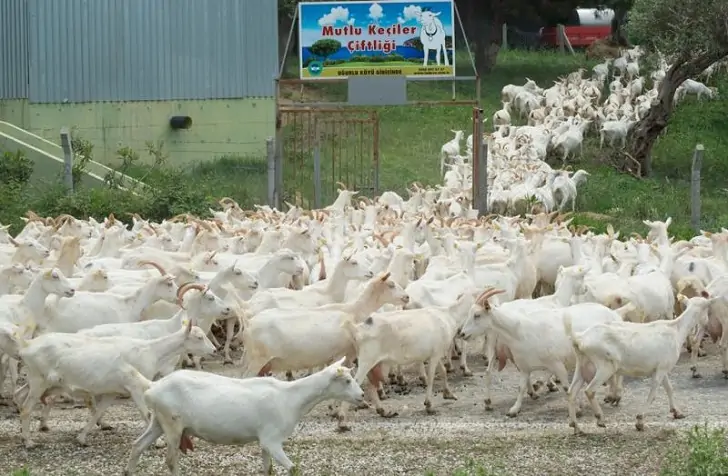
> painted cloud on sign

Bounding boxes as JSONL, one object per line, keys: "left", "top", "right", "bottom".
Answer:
{"left": 318, "top": 6, "right": 350, "bottom": 26}
{"left": 402, "top": 5, "right": 422, "bottom": 21}
{"left": 368, "top": 3, "right": 384, "bottom": 22}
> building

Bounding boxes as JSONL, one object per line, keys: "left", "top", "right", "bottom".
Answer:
{"left": 0, "top": 0, "right": 278, "bottom": 165}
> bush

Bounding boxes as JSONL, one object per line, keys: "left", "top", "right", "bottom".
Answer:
{"left": 660, "top": 424, "right": 728, "bottom": 475}
{"left": 0, "top": 140, "right": 269, "bottom": 235}
{"left": 0, "top": 150, "right": 34, "bottom": 185}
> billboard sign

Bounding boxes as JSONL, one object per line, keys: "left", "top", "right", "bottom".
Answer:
{"left": 298, "top": 1, "right": 455, "bottom": 79}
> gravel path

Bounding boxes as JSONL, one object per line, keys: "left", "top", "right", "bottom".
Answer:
{"left": 1, "top": 342, "right": 726, "bottom": 475}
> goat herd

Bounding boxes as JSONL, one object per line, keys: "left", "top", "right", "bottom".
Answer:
{"left": 1, "top": 49, "right": 727, "bottom": 475}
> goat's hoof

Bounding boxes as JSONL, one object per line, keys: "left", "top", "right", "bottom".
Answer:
{"left": 424, "top": 402, "right": 436, "bottom": 415}
{"left": 76, "top": 435, "right": 88, "bottom": 447}
{"left": 596, "top": 419, "right": 606, "bottom": 428}
{"left": 672, "top": 409, "right": 685, "bottom": 420}
{"left": 99, "top": 423, "right": 113, "bottom": 431}
{"left": 154, "top": 438, "right": 167, "bottom": 449}
{"left": 698, "top": 349, "right": 707, "bottom": 357}
{"left": 445, "top": 366, "right": 454, "bottom": 374}
{"left": 443, "top": 390, "right": 457, "bottom": 400}
{"left": 506, "top": 410, "right": 518, "bottom": 418}
{"left": 356, "top": 401, "right": 371, "bottom": 410}
{"left": 223, "top": 359, "right": 233, "bottom": 366}
{"left": 528, "top": 392, "right": 540, "bottom": 401}
{"left": 39, "top": 424, "right": 49, "bottom": 432}
{"left": 377, "top": 389, "right": 388, "bottom": 401}
{"left": 575, "top": 410, "right": 584, "bottom": 418}
{"left": 461, "top": 368, "right": 473, "bottom": 377}
{"left": 376, "top": 408, "right": 398, "bottom": 418}
{"left": 337, "top": 423, "right": 352, "bottom": 433}
{"left": 603, "top": 395, "right": 613, "bottom": 404}
{"left": 24, "top": 440, "right": 37, "bottom": 450}
{"left": 610, "top": 398, "right": 621, "bottom": 407}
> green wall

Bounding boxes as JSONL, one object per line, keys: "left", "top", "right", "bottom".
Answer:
{"left": 0, "top": 98, "right": 274, "bottom": 166}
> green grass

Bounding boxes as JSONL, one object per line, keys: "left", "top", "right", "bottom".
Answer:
{"left": 287, "top": 49, "right": 728, "bottom": 239}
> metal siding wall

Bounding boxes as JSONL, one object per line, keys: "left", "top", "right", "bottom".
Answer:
{"left": 27, "top": 0, "right": 278, "bottom": 103}
{"left": 0, "top": 0, "right": 29, "bottom": 99}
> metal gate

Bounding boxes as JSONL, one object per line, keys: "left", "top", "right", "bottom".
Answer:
{"left": 277, "top": 107, "right": 379, "bottom": 209}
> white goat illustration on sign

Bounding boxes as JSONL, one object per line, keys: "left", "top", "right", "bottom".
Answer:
{"left": 418, "top": 9, "right": 448, "bottom": 67}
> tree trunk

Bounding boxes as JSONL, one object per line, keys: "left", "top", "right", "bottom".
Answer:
{"left": 626, "top": 53, "right": 727, "bottom": 177}
{"left": 473, "top": 13, "right": 504, "bottom": 75}
{"left": 458, "top": 0, "right": 505, "bottom": 75}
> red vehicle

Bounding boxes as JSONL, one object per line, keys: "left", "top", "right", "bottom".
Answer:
{"left": 540, "top": 8, "right": 614, "bottom": 48}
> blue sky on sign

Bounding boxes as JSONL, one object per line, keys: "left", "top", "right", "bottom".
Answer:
{"left": 298, "top": 1, "right": 454, "bottom": 47}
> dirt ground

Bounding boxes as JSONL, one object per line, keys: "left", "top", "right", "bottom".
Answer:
{"left": 1, "top": 341, "right": 726, "bottom": 476}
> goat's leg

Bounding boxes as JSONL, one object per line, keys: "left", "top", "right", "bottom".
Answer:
{"left": 423, "top": 357, "right": 439, "bottom": 414}
{"left": 77, "top": 394, "right": 115, "bottom": 446}
{"left": 261, "top": 440, "right": 296, "bottom": 475}
{"left": 690, "top": 328, "right": 703, "bottom": 378}
{"left": 223, "top": 317, "right": 236, "bottom": 365}
{"left": 124, "top": 414, "right": 165, "bottom": 476}
{"left": 19, "top": 380, "right": 49, "bottom": 449}
{"left": 567, "top": 362, "right": 587, "bottom": 434}
{"left": 208, "top": 332, "right": 221, "bottom": 348}
{"left": 458, "top": 339, "right": 472, "bottom": 376}
{"left": 662, "top": 375, "right": 684, "bottom": 419}
{"left": 438, "top": 360, "right": 457, "bottom": 401}
{"left": 719, "top": 324, "right": 728, "bottom": 378}
{"left": 506, "top": 370, "right": 531, "bottom": 417}
{"left": 582, "top": 363, "right": 613, "bottom": 429}
{"left": 636, "top": 371, "right": 664, "bottom": 431}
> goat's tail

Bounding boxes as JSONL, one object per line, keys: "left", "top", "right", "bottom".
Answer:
{"left": 563, "top": 314, "right": 581, "bottom": 352}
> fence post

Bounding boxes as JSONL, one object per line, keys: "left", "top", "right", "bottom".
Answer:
{"left": 59, "top": 127, "right": 74, "bottom": 194}
{"left": 691, "top": 144, "right": 704, "bottom": 233}
{"left": 266, "top": 137, "right": 275, "bottom": 208}
{"left": 557, "top": 24, "right": 565, "bottom": 54}
{"left": 274, "top": 132, "right": 283, "bottom": 210}
{"left": 472, "top": 108, "right": 488, "bottom": 216}
{"left": 313, "top": 135, "right": 322, "bottom": 209}
{"left": 501, "top": 23, "right": 508, "bottom": 51}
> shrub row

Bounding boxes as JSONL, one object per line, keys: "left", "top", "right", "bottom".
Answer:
{"left": 0, "top": 139, "right": 268, "bottom": 235}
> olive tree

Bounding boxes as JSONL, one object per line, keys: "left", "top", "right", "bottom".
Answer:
{"left": 624, "top": 0, "right": 728, "bottom": 176}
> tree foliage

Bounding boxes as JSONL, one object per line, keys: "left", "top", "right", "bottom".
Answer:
{"left": 626, "top": 0, "right": 728, "bottom": 61}
{"left": 309, "top": 39, "right": 342, "bottom": 60}
{"left": 621, "top": 0, "right": 728, "bottom": 176}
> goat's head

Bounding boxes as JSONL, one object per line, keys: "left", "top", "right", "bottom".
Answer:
{"left": 227, "top": 261, "right": 259, "bottom": 291}
{"left": 459, "top": 287, "right": 507, "bottom": 340}
{"left": 176, "top": 282, "right": 232, "bottom": 319}
{"left": 418, "top": 9, "right": 441, "bottom": 25}
{"left": 38, "top": 268, "right": 76, "bottom": 298}
{"left": 9, "top": 236, "right": 50, "bottom": 264}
